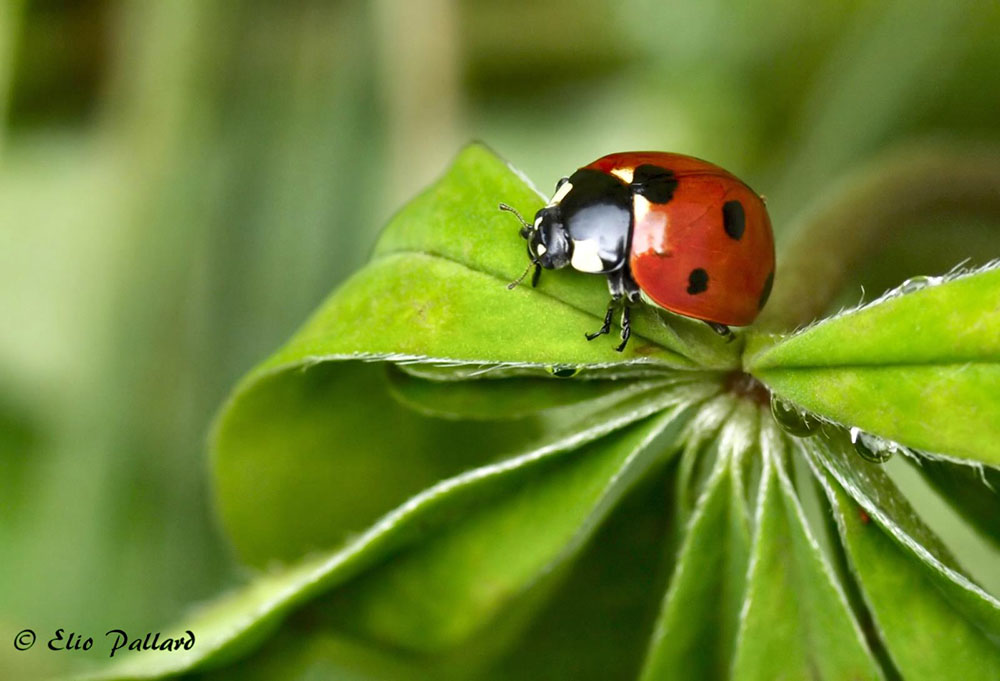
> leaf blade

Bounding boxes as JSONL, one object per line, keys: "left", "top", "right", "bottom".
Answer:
{"left": 315, "top": 408, "right": 691, "bottom": 652}
{"left": 88, "top": 399, "right": 702, "bottom": 680}
{"left": 748, "top": 265, "right": 1000, "bottom": 465}
{"left": 802, "top": 434, "right": 1000, "bottom": 644}
{"left": 640, "top": 403, "right": 756, "bottom": 681}
{"left": 731, "top": 424, "right": 883, "bottom": 681}
{"left": 812, "top": 462, "right": 1000, "bottom": 680}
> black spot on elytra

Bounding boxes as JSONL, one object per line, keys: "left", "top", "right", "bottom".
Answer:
{"left": 722, "top": 200, "right": 745, "bottom": 240}
{"left": 758, "top": 270, "right": 774, "bottom": 310}
{"left": 687, "top": 268, "right": 709, "bottom": 295}
{"left": 631, "top": 164, "right": 678, "bottom": 204}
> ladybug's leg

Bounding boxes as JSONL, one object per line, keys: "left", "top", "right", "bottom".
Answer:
{"left": 706, "top": 321, "right": 735, "bottom": 343}
{"left": 586, "top": 270, "right": 628, "bottom": 342}
{"left": 614, "top": 269, "right": 641, "bottom": 352}
{"left": 586, "top": 300, "right": 617, "bottom": 341}
{"left": 615, "top": 307, "right": 632, "bottom": 352}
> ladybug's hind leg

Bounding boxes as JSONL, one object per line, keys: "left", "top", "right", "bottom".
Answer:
{"left": 706, "top": 321, "right": 735, "bottom": 343}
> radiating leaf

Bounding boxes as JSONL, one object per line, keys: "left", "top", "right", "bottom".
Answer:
{"left": 482, "top": 470, "right": 676, "bottom": 681}
{"left": 801, "top": 433, "right": 1000, "bottom": 643}
{"left": 313, "top": 408, "right": 691, "bottom": 652}
{"left": 747, "top": 265, "right": 1000, "bottom": 465}
{"left": 640, "top": 404, "right": 755, "bottom": 681}
{"left": 202, "top": 471, "right": 677, "bottom": 681}
{"left": 214, "top": 360, "right": 714, "bottom": 565}
{"left": 813, "top": 465, "right": 1000, "bottom": 680}
{"left": 731, "top": 423, "right": 883, "bottom": 681}
{"left": 91, "top": 392, "right": 704, "bottom": 680}
{"left": 672, "top": 394, "right": 738, "bottom": 531}
{"left": 263, "top": 251, "right": 690, "bottom": 373}
{"left": 385, "top": 366, "right": 690, "bottom": 421}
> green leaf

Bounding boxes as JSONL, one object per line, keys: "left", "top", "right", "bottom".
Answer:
{"left": 672, "top": 395, "right": 739, "bottom": 531}
{"left": 813, "top": 463, "right": 1000, "bottom": 680}
{"left": 482, "top": 470, "right": 676, "bottom": 681}
{"left": 730, "top": 423, "right": 883, "bottom": 681}
{"left": 265, "top": 250, "right": 691, "bottom": 373}
{"left": 215, "top": 362, "right": 558, "bottom": 565}
{"left": 747, "top": 264, "right": 1000, "bottom": 465}
{"left": 384, "top": 366, "right": 693, "bottom": 421}
{"left": 92, "top": 389, "right": 705, "bottom": 680}
{"left": 801, "top": 434, "right": 1000, "bottom": 644}
{"left": 311, "top": 408, "right": 691, "bottom": 652}
{"left": 640, "top": 403, "right": 755, "bottom": 681}
{"left": 214, "top": 360, "right": 714, "bottom": 565}
{"left": 202, "top": 470, "right": 679, "bottom": 681}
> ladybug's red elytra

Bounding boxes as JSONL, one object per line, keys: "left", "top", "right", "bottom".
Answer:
{"left": 501, "top": 152, "right": 775, "bottom": 351}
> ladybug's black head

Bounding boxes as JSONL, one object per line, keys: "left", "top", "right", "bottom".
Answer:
{"left": 499, "top": 202, "right": 573, "bottom": 289}
{"left": 527, "top": 206, "right": 572, "bottom": 270}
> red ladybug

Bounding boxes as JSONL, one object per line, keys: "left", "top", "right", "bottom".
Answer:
{"left": 501, "top": 152, "right": 775, "bottom": 351}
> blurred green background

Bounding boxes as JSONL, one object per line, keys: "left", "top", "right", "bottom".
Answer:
{"left": 1, "top": 0, "right": 999, "bottom": 677}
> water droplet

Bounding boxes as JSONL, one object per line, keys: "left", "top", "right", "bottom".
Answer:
{"left": 850, "top": 427, "right": 893, "bottom": 464}
{"left": 899, "top": 275, "right": 935, "bottom": 294}
{"left": 549, "top": 365, "right": 580, "bottom": 379}
{"left": 770, "top": 395, "right": 820, "bottom": 437}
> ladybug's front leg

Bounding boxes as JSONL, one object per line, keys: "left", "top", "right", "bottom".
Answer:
{"left": 585, "top": 299, "right": 617, "bottom": 341}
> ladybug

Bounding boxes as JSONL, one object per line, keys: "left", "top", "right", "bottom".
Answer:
{"left": 500, "top": 152, "right": 775, "bottom": 351}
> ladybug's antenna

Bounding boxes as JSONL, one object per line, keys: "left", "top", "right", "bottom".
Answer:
{"left": 507, "top": 261, "right": 538, "bottom": 290}
{"left": 498, "top": 202, "right": 533, "bottom": 239}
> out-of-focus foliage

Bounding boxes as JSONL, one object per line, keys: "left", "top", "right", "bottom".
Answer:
{"left": 2, "top": 1, "right": 999, "bottom": 679}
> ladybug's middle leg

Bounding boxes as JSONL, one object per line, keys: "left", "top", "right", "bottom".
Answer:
{"left": 587, "top": 268, "right": 640, "bottom": 351}
{"left": 585, "top": 270, "right": 627, "bottom": 342}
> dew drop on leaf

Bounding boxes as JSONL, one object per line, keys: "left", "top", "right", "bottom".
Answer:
{"left": 548, "top": 364, "right": 581, "bottom": 378}
{"left": 898, "top": 275, "right": 936, "bottom": 294}
{"left": 850, "top": 427, "right": 894, "bottom": 464}
{"left": 769, "top": 394, "right": 821, "bottom": 437}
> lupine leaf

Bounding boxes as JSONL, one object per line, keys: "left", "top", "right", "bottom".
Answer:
{"left": 640, "top": 403, "right": 756, "bottom": 681}
{"left": 801, "top": 433, "right": 1000, "bottom": 642}
{"left": 730, "top": 424, "right": 883, "bottom": 681}
{"left": 310, "top": 408, "right": 691, "bottom": 652}
{"left": 201, "top": 471, "right": 678, "bottom": 681}
{"left": 214, "top": 361, "right": 714, "bottom": 565}
{"left": 89, "top": 391, "right": 706, "bottom": 680}
{"left": 747, "top": 265, "right": 1000, "bottom": 465}
{"left": 384, "top": 366, "right": 691, "bottom": 421}
{"left": 814, "top": 465, "right": 1000, "bottom": 679}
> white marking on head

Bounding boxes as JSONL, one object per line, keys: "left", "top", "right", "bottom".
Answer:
{"left": 548, "top": 181, "right": 574, "bottom": 206}
{"left": 610, "top": 167, "right": 634, "bottom": 184}
{"left": 534, "top": 216, "right": 542, "bottom": 228}
{"left": 631, "top": 194, "right": 669, "bottom": 254}
{"left": 571, "top": 239, "right": 606, "bottom": 273}
{"left": 535, "top": 243, "right": 547, "bottom": 256}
